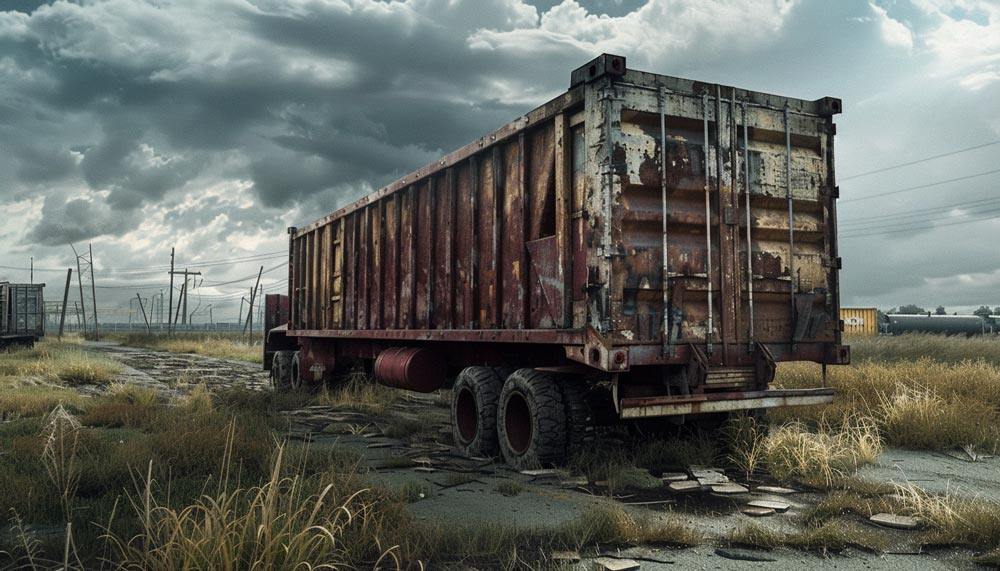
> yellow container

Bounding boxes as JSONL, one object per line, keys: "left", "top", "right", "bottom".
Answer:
{"left": 841, "top": 308, "right": 879, "bottom": 336}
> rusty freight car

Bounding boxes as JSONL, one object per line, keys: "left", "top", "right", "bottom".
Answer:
{"left": 266, "top": 54, "right": 848, "bottom": 468}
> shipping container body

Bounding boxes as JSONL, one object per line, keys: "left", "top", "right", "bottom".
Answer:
{"left": 0, "top": 283, "right": 45, "bottom": 349}
{"left": 840, "top": 308, "right": 879, "bottom": 337}
{"left": 885, "top": 314, "right": 992, "bottom": 336}
{"left": 273, "top": 55, "right": 846, "bottom": 419}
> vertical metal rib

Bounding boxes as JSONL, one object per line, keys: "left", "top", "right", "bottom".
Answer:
{"left": 659, "top": 86, "right": 671, "bottom": 356}
{"left": 603, "top": 90, "right": 614, "bottom": 333}
{"left": 702, "top": 92, "right": 714, "bottom": 355}
{"left": 743, "top": 100, "right": 755, "bottom": 350}
{"left": 784, "top": 104, "right": 795, "bottom": 343}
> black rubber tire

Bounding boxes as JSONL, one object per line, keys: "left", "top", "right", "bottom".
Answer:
{"left": 271, "top": 351, "right": 294, "bottom": 390}
{"left": 497, "top": 369, "right": 567, "bottom": 469}
{"left": 450, "top": 367, "right": 506, "bottom": 457}
{"left": 561, "top": 379, "right": 596, "bottom": 452}
{"left": 290, "top": 352, "right": 303, "bottom": 390}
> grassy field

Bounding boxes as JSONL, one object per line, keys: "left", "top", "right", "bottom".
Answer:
{"left": 6, "top": 333, "right": 1000, "bottom": 568}
{"left": 100, "top": 332, "right": 263, "bottom": 363}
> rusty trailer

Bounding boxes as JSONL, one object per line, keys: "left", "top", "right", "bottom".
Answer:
{"left": 266, "top": 54, "right": 847, "bottom": 467}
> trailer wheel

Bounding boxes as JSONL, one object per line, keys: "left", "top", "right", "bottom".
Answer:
{"left": 497, "top": 369, "right": 567, "bottom": 469}
{"left": 290, "top": 352, "right": 303, "bottom": 390}
{"left": 270, "top": 351, "right": 294, "bottom": 390}
{"left": 451, "top": 367, "right": 506, "bottom": 457}
{"left": 561, "top": 380, "right": 596, "bottom": 451}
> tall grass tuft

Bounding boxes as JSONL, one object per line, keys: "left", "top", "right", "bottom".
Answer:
{"left": 104, "top": 446, "right": 404, "bottom": 571}
{"left": 40, "top": 405, "right": 82, "bottom": 522}
{"left": 760, "top": 417, "right": 881, "bottom": 487}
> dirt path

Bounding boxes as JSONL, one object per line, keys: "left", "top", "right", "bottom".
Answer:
{"left": 83, "top": 341, "right": 988, "bottom": 570}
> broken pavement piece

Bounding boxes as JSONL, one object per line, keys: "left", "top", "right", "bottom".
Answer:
{"left": 747, "top": 500, "right": 790, "bottom": 513}
{"left": 710, "top": 483, "right": 749, "bottom": 495}
{"left": 659, "top": 472, "right": 688, "bottom": 482}
{"left": 593, "top": 557, "right": 640, "bottom": 571}
{"left": 870, "top": 513, "right": 920, "bottom": 530}
{"left": 668, "top": 480, "right": 703, "bottom": 493}
{"left": 741, "top": 506, "right": 775, "bottom": 517}
{"left": 691, "top": 469, "right": 729, "bottom": 485}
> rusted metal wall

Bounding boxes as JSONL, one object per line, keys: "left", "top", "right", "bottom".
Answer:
{"left": 287, "top": 55, "right": 844, "bottom": 370}
{"left": 841, "top": 308, "right": 879, "bottom": 336}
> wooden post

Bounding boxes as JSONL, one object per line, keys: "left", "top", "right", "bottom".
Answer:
{"left": 173, "top": 280, "right": 186, "bottom": 327}
{"left": 58, "top": 268, "right": 72, "bottom": 339}
{"left": 244, "top": 266, "right": 263, "bottom": 334}
{"left": 168, "top": 247, "right": 174, "bottom": 333}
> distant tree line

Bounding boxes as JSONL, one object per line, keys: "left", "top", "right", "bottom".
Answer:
{"left": 881, "top": 305, "right": 1000, "bottom": 317}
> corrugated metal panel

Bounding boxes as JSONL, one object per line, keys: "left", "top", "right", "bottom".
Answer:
{"left": 841, "top": 307, "right": 879, "bottom": 336}
{"left": 286, "top": 56, "right": 843, "bottom": 370}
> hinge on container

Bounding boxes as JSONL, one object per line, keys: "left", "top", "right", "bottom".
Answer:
{"left": 822, "top": 257, "right": 843, "bottom": 269}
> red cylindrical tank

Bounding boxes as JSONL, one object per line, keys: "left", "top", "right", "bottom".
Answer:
{"left": 374, "top": 347, "right": 447, "bottom": 393}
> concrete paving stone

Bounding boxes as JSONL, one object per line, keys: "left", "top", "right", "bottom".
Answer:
{"left": 593, "top": 557, "right": 640, "bottom": 571}
{"left": 870, "top": 513, "right": 920, "bottom": 530}
{"left": 659, "top": 472, "right": 689, "bottom": 482}
{"left": 742, "top": 506, "right": 776, "bottom": 517}
{"left": 747, "top": 500, "right": 791, "bottom": 513}
{"left": 755, "top": 485, "right": 797, "bottom": 495}
{"left": 710, "top": 483, "right": 749, "bottom": 495}
{"left": 668, "top": 480, "right": 703, "bottom": 493}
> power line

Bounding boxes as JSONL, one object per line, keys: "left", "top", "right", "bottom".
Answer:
{"left": 840, "top": 168, "right": 1000, "bottom": 204}
{"left": 840, "top": 195, "right": 1000, "bottom": 227}
{"left": 842, "top": 210, "right": 1000, "bottom": 239}
{"left": 0, "top": 251, "right": 286, "bottom": 274}
{"left": 841, "top": 139, "right": 1000, "bottom": 181}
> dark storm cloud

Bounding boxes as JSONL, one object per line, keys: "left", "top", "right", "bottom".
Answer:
{"left": 2, "top": 0, "right": 1000, "bottom": 317}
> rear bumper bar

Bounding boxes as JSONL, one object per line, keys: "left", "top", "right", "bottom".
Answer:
{"left": 619, "top": 388, "right": 834, "bottom": 419}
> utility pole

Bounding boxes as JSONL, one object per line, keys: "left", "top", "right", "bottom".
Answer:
{"left": 167, "top": 267, "right": 201, "bottom": 329}
{"left": 173, "top": 279, "right": 187, "bottom": 327}
{"left": 168, "top": 248, "right": 174, "bottom": 333}
{"left": 136, "top": 293, "right": 151, "bottom": 334}
{"left": 30, "top": 257, "right": 33, "bottom": 284}
{"left": 58, "top": 268, "right": 72, "bottom": 339}
{"left": 238, "top": 297, "right": 245, "bottom": 327}
{"left": 207, "top": 305, "right": 213, "bottom": 328}
{"left": 244, "top": 266, "right": 264, "bottom": 334}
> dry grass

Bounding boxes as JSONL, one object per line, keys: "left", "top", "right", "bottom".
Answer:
{"left": 723, "top": 413, "right": 881, "bottom": 487}
{"left": 105, "top": 332, "right": 263, "bottom": 363}
{"left": 730, "top": 521, "right": 887, "bottom": 553}
{"left": 894, "top": 483, "right": 1000, "bottom": 551}
{"left": 0, "top": 341, "right": 121, "bottom": 387}
{"left": 773, "top": 335, "right": 1000, "bottom": 452}
{"left": 104, "top": 447, "right": 404, "bottom": 571}
{"left": 762, "top": 417, "right": 882, "bottom": 487}
{"left": 317, "top": 371, "right": 398, "bottom": 415}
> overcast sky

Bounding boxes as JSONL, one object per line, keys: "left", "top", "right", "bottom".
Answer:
{"left": 1, "top": 0, "right": 999, "bottom": 321}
